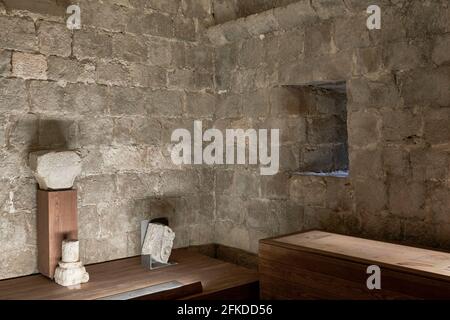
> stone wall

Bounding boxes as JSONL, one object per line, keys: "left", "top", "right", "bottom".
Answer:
{"left": 212, "top": 0, "right": 299, "bottom": 24}
{"left": 210, "top": 0, "right": 450, "bottom": 253}
{"left": 1, "top": 0, "right": 449, "bottom": 280}
{"left": 0, "top": 0, "right": 216, "bottom": 280}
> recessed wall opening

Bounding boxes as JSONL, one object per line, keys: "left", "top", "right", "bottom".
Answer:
{"left": 286, "top": 81, "right": 349, "bottom": 178}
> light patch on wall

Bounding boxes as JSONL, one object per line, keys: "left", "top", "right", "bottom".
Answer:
{"left": 8, "top": 191, "right": 15, "bottom": 214}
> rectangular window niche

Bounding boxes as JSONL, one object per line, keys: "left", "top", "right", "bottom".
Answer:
{"left": 289, "top": 81, "right": 349, "bottom": 178}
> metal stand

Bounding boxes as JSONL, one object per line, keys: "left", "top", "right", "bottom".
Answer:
{"left": 140, "top": 220, "right": 176, "bottom": 270}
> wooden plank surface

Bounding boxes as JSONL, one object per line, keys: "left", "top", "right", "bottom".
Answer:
{"left": 0, "top": 250, "right": 259, "bottom": 300}
{"left": 259, "top": 231, "right": 450, "bottom": 299}
{"left": 263, "top": 230, "right": 450, "bottom": 280}
{"left": 37, "top": 190, "right": 78, "bottom": 279}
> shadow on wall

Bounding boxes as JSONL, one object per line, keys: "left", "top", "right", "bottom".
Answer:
{"left": 7, "top": 115, "right": 77, "bottom": 155}
{"left": 135, "top": 196, "right": 189, "bottom": 228}
{"left": 2, "top": 0, "right": 71, "bottom": 16}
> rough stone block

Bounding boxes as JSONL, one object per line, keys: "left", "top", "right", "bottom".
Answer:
{"left": 354, "top": 178, "right": 387, "bottom": 213}
{"left": 278, "top": 30, "right": 304, "bottom": 63}
{"left": 73, "top": 30, "right": 113, "bottom": 60}
{"left": 8, "top": 114, "right": 38, "bottom": 151}
{"left": 382, "top": 146, "right": 410, "bottom": 178}
{"left": 80, "top": 236, "right": 128, "bottom": 265}
{"left": 383, "top": 41, "right": 426, "bottom": 72}
{"left": 145, "top": 12, "right": 174, "bottom": 38}
{"left": 215, "top": 93, "right": 242, "bottom": 119}
{"left": 246, "top": 199, "right": 281, "bottom": 234}
{"left": 311, "top": 0, "right": 348, "bottom": 19}
{"left": 12, "top": 52, "right": 47, "bottom": 80}
{"left": 113, "top": 117, "right": 161, "bottom": 145}
{"left": 239, "top": 38, "right": 265, "bottom": 68}
{"left": 108, "top": 87, "right": 146, "bottom": 116}
{"left": 29, "top": 151, "right": 82, "bottom": 190}
{"left": 398, "top": 67, "right": 450, "bottom": 107}
{"left": 147, "top": 38, "right": 173, "bottom": 66}
{"left": 214, "top": 170, "right": 233, "bottom": 196}
{"left": 432, "top": 35, "right": 450, "bottom": 66}
{"left": 47, "top": 56, "right": 96, "bottom": 84}
{"left": 246, "top": 10, "right": 279, "bottom": 37}
{"left": 353, "top": 47, "right": 383, "bottom": 75}
{"left": 410, "top": 148, "right": 448, "bottom": 181}
{"left": 426, "top": 182, "right": 450, "bottom": 224}
{"left": 78, "top": 174, "right": 116, "bottom": 206}
{"left": 274, "top": 0, "right": 317, "bottom": 31}
{"left": 159, "top": 170, "right": 200, "bottom": 196}
{"left": 348, "top": 76, "right": 402, "bottom": 110}
{"left": 96, "top": 61, "right": 130, "bottom": 86}
{"left": 388, "top": 179, "right": 425, "bottom": 218}
{"left": 242, "top": 90, "right": 269, "bottom": 118}
{"left": 0, "top": 49, "right": 11, "bottom": 76}
{"left": 129, "top": 64, "right": 166, "bottom": 88}
{"left": 182, "top": 0, "right": 211, "bottom": 18}
{"left": 64, "top": 83, "right": 108, "bottom": 115}
{"left": 381, "top": 109, "right": 422, "bottom": 143}
{"left": 146, "top": 89, "right": 184, "bottom": 118}
{"left": 423, "top": 108, "right": 450, "bottom": 145}
{"left": 0, "top": 78, "right": 28, "bottom": 113}
{"left": 350, "top": 149, "right": 383, "bottom": 178}
{"left": 347, "top": 110, "right": 380, "bottom": 148}
{"left": 333, "top": 16, "right": 369, "bottom": 51}
{"left": 29, "top": 81, "right": 64, "bottom": 114}
{"left": 206, "top": 25, "right": 229, "bottom": 46}
{"left": 233, "top": 170, "right": 259, "bottom": 198}
{"left": 300, "top": 177, "right": 328, "bottom": 209}
{"left": 0, "top": 16, "right": 37, "bottom": 51}
{"left": 185, "top": 45, "right": 213, "bottom": 70}
{"left": 175, "top": 16, "right": 196, "bottom": 41}
{"left": 186, "top": 92, "right": 215, "bottom": 118}
{"left": 37, "top": 21, "right": 71, "bottom": 57}
{"left": 112, "top": 34, "right": 148, "bottom": 63}
{"left": 221, "top": 19, "right": 251, "bottom": 43}
{"left": 78, "top": 117, "right": 114, "bottom": 146}
{"left": 147, "top": 0, "right": 180, "bottom": 13}
{"left": 87, "top": 2, "right": 127, "bottom": 32}
{"left": 167, "top": 68, "right": 195, "bottom": 89}
{"left": 260, "top": 173, "right": 289, "bottom": 200}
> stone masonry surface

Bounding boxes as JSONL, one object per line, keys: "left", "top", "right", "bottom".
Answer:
{"left": 1, "top": 0, "right": 450, "bottom": 279}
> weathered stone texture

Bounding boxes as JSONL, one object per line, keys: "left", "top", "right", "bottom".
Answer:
{"left": 2, "top": 0, "right": 450, "bottom": 280}
{"left": 0, "top": 0, "right": 215, "bottom": 280}
{"left": 12, "top": 52, "right": 47, "bottom": 80}
{"left": 211, "top": 0, "right": 450, "bottom": 255}
{"left": 37, "top": 21, "right": 72, "bottom": 57}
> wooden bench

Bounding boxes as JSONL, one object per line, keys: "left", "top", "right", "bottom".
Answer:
{"left": 259, "top": 230, "right": 450, "bottom": 299}
{"left": 0, "top": 249, "right": 259, "bottom": 300}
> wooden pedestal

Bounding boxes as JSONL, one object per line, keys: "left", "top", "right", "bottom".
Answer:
{"left": 37, "top": 189, "right": 78, "bottom": 279}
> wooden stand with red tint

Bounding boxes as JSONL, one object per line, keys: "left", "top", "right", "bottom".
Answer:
{"left": 37, "top": 189, "right": 78, "bottom": 279}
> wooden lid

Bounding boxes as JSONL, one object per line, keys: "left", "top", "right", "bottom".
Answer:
{"left": 262, "top": 231, "right": 450, "bottom": 279}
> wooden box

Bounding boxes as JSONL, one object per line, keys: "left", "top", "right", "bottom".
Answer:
{"left": 259, "top": 230, "right": 450, "bottom": 299}
{"left": 37, "top": 189, "right": 78, "bottom": 279}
